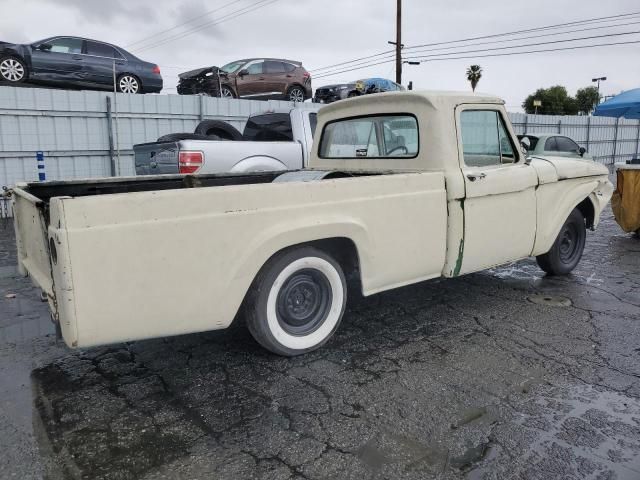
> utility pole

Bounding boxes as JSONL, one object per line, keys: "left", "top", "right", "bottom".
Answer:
{"left": 387, "top": 0, "right": 403, "bottom": 85}
{"left": 592, "top": 76, "right": 607, "bottom": 104}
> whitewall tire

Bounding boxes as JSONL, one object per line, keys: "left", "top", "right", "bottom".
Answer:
{"left": 246, "top": 247, "right": 347, "bottom": 356}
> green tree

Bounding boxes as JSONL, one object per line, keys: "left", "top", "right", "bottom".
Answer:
{"left": 522, "top": 86, "right": 578, "bottom": 115}
{"left": 466, "top": 65, "right": 482, "bottom": 92}
{"left": 575, "top": 86, "right": 601, "bottom": 114}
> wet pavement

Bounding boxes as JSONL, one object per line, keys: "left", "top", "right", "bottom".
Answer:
{"left": 1, "top": 208, "right": 639, "bottom": 479}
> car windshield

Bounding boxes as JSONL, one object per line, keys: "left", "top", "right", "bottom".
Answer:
{"left": 220, "top": 61, "right": 246, "bottom": 73}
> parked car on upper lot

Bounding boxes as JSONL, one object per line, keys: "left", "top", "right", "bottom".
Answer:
{"left": 518, "top": 133, "right": 592, "bottom": 160}
{"left": 314, "top": 77, "right": 404, "bottom": 104}
{"left": 12, "top": 91, "right": 613, "bottom": 356}
{"left": 134, "top": 106, "right": 321, "bottom": 175}
{"left": 0, "top": 36, "right": 162, "bottom": 93}
{"left": 177, "top": 58, "right": 311, "bottom": 102}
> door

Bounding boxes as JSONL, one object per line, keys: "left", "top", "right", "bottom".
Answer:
{"left": 263, "top": 60, "right": 289, "bottom": 97}
{"left": 235, "top": 60, "right": 268, "bottom": 98}
{"left": 30, "top": 37, "right": 85, "bottom": 81}
{"left": 456, "top": 108, "right": 538, "bottom": 274}
{"left": 83, "top": 41, "right": 125, "bottom": 86}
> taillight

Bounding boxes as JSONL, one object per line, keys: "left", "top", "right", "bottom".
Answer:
{"left": 303, "top": 72, "right": 310, "bottom": 79}
{"left": 152, "top": 65, "right": 161, "bottom": 74}
{"left": 178, "top": 151, "right": 203, "bottom": 174}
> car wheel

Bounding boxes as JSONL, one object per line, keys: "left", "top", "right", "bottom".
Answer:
{"left": 245, "top": 247, "right": 347, "bottom": 356}
{"left": 536, "top": 208, "right": 586, "bottom": 275}
{"left": 220, "top": 86, "right": 236, "bottom": 99}
{"left": 348, "top": 92, "right": 359, "bottom": 98}
{"left": 287, "top": 86, "right": 305, "bottom": 103}
{"left": 0, "top": 56, "right": 27, "bottom": 83}
{"left": 118, "top": 74, "right": 140, "bottom": 94}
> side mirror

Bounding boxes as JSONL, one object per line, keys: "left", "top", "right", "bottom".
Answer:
{"left": 238, "top": 69, "right": 249, "bottom": 77}
{"left": 36, "top": 43, "right": 52, "bottom": 52}
{"left": 579, "top": 147, "right": 586, "bottom": 157}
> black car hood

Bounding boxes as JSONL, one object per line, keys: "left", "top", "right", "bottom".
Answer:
{"left": 178, "top": 66, "right": 222, "bottom": 80}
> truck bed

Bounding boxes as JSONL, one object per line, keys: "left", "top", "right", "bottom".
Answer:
{"left": 13, "top": 171, "right": 448, "bottom": 349}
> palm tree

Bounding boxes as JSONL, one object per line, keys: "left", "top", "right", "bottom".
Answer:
{"left": 466, "top": 65, "right": 483, "bottom": 92}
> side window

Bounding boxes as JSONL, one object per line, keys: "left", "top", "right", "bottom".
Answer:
{"left": 246, "top": 62, "right": 264, "bottom": 75}
{"left": 48, "top": 37, "right": 83, "bottom": 54}
{"left": 556, "top": 136, "right": 580, "bottom": 153}
{"left": 86, "top": 41, "right": 117, "bottom": 58}
{"left": 283, "top": 62, "right": 296, "bottom": 73}
{"left": 544, "top": 137, "right": 559, "bottom": 152}
{"left": 264, "top": 61, "right": 286, "bottom": 74}
{"left": 319, "top": 115, "right": 418, "bottom": 159}
{"left": 460, "top": 110, "right": 516, "bottom": 167}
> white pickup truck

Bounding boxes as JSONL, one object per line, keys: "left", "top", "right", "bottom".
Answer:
{"left": 133, "top": 107, "right": 319, "bottom": 175}
{"left": 12, "top": 91, "right": 613, "bottom": 356}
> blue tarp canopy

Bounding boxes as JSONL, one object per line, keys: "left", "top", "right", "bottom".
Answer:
{"left": 593, "top": 88, "right": 640, "bottom": 119}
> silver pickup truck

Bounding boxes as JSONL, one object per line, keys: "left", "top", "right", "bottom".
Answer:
{"left": 134, "top": 107, "right": 319, "bottom": 175}
{"left": 12, "top": 91, "right": 613, "bottom": 357}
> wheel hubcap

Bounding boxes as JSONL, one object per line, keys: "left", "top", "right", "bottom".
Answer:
{"left": 290, "top": 88, "right": 304, "bottom": 102}
{"left": 119, "top": 76, "right": 138, "bottom": 93}
{"left": 0, "top": 59, "right": 24, "bottom": 82}
{"left": 221, "top": 88, "right": 233, "bottom": 98}
{"left": 276, "top": 269, "right": 332, "bottom": 336}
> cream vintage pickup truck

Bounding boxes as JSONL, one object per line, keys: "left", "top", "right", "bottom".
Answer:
{"left": 12, "top": 91, "right": 613, "bottom": 356}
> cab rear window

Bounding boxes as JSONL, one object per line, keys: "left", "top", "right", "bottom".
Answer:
{"left": 319, "top": 114, "right": 419, "bottom": 159}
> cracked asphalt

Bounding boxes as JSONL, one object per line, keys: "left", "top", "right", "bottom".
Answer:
{"left": 1, "top": 207, "right": 639, "bottom": 480}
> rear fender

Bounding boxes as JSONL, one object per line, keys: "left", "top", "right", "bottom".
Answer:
{"left": 230, "top": 156, "right": 292, "bottom": 173}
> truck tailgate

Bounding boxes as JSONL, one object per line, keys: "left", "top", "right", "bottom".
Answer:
{"left": 12, "top": 187, "right": 54, "bottom": 296}
{"left": 134, "top": 141, "right": 180, "bottom": 175}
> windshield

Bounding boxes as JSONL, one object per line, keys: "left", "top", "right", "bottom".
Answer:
{"left": 220, "top": 61, "right": 246, "bottom": 73}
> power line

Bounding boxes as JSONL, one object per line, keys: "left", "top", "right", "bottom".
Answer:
{"left": 403, "top": 10, "right": 640, "bottom": 50}
{"left": 312, "top": 39, "right": 640, "bottom": 79}
{"left": 404, "top": 29, "right": 640, "bottom": 62}
{"left": 133, "top": 0, "right": 281, "bottom": 53}
{"left": 310, "top": 10, "right": 640, "bottom": 74}
{"left": 125, "top": 0, "right": 246, "bottom": 49}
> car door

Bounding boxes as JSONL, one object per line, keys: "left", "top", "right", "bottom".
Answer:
{"left": 30, "top": 37, "right": 84, "bottom": 81}
{"left": 83, "top": 40, "right": 124, "bottom": 86}
{"left": 262, "top": 61, "right": 288, "bottom": 97}
{"left": 456, "top": 107, "right": 538, "bottom": 274}
{"left": 235, "top": 60, "right": 267, "bottom": 98}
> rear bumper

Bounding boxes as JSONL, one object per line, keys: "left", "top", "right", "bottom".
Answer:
{"left": 143, "top": 77, "right": 163, "bottom": 93}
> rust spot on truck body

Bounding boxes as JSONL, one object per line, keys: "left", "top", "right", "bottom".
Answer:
{"left": 452, "top": 199, "right": 465, "bottom": 277}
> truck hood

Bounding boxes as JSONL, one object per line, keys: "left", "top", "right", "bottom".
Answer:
{"left": 530, "top": 155, "right": 608, "bottom": 180}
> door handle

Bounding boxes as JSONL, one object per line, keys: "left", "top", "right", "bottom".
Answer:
{"left": 467, "top": 173, "right": 487, "bottom": 182}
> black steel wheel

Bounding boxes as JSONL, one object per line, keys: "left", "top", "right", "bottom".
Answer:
{"left": 536, "top": 208, "right": 586, "bottom": 275}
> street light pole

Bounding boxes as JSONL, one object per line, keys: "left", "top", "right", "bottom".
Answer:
{"left": 592, "top": 76, "right": 607, "bottom": 104}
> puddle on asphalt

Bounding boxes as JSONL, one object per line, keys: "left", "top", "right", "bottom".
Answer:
{"left": 527, "top": 294, "right": 573, "bottom": 307}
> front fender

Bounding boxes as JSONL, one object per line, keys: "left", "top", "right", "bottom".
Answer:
{"left": 532, "top": 177, "right": 613, "bottom": 256}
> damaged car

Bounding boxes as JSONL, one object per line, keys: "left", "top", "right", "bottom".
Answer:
{"left": 177, "top": 58, "right": 312, "bottom": 102}
{"left": 314, "top": 77, "right": 404, "bottom": 104}
{"left": 0, "top": 36, "right": 162, "bottom": 93}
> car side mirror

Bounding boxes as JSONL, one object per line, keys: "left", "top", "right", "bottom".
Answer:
{"left": 36, "top": 43, "right": 52, "bottom": 52}
{"left": 579, "top": 147, "right": 586, "bottom": 157}
{"left": 238, "top": 69, "right": 249, "bottom": 77}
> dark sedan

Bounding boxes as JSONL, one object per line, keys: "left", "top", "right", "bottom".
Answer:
{"left": 0, "top": 36, "right": 162, "bottom": 94}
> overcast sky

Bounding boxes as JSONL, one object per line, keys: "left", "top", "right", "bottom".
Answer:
{"left": 2, "top": 0, "right": 639, "bottom": 111}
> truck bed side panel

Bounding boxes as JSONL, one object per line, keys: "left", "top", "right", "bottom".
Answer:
{"left": 53, "top": 172, "right": 447, "bottom": 347}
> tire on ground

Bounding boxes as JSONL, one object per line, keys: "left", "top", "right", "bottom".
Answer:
{"left": 156, "top": 133, "right": 210, "bottom": 142}
{"left": 193, "top": 120, "right": 243, "bottom": 140}
{"left": 536, "top": 207, "right": 586, "bottom": 275}
{"left": 245, "top": 246, "right": 347, "bottom": 356}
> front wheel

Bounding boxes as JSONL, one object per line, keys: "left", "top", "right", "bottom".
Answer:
{"left": 117, "top": 74, "right": 140, "bottom": 94}
{"left": 536, "top": 208, "right": 586, "bottom": 275}
{"left": 245, "top": 247, "right": 347, "bottom": 356}
{"left": 0, "top": 56, "right": 27, "bottom": 83}
{"left": 220, "top": 86, "right": 236, "bottom": 98}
